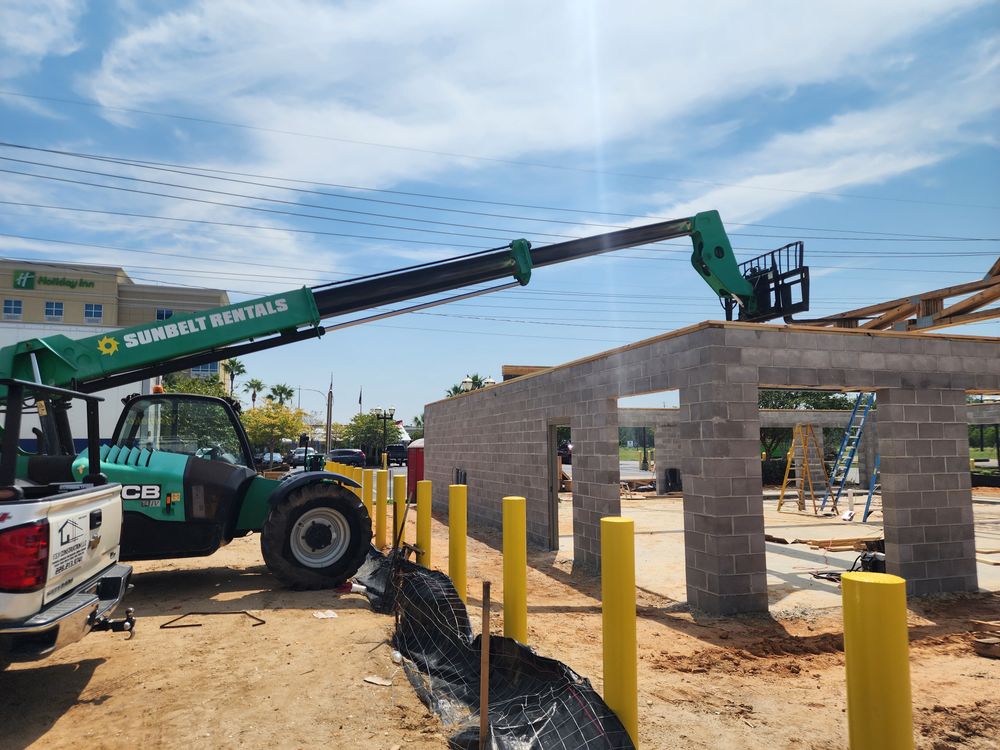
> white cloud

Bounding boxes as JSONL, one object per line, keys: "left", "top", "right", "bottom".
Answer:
{"left": 0, "top": 0, "right": 85, "bottom": 80}
{"left": 652, "top": 37, "right": 1000, "bottom": 223}
{"left": 81, "top": 0, "right": 990, "bottom": 188}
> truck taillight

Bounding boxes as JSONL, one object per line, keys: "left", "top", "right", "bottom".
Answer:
{"left": 0, "top": 520, "right": 49, "bottom": 592}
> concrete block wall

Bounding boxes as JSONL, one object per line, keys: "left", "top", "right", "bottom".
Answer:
{"left": 680, "top": 375, "right": 767, "bottom": 614}
{"left": 425, "top": 322, "right": 1000, "bottom": 616}
{"left": 879, "top": 387, "right": 977, "bottom": 595}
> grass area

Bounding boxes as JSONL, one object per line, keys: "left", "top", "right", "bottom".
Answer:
{"left": 971, "top": 447, "right": 998, "bottom": 460}
{"left": 619, "top": 447, "right": 652, "bottom": 461}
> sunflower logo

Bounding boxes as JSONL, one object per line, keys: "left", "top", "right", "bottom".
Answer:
{"left": 97, "top": 336, "right": 119, "bottom": 356}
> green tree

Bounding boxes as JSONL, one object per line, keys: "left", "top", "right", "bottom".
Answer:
{"left": 344, "top": 412, "right": 401, "bottom": 462}
{"left": 445, "top": 373, "right": 486, "bottom": 397}
{"left": 241, "top": 402, "right": 308, "bottom": 462}
{"left": 224, "top": 358, "right": 246, "bottom": 393}
{"left": 269, "top": 383, "right": 295, "bottom": 406}
{"left": 243, "top": 378, "right": 266, "bottom": 408}
{"left": 409, "top": 413, "right": 424, "bottom": 441}
{"left": 162, "top": 372, "right": 228, "bottom": 398}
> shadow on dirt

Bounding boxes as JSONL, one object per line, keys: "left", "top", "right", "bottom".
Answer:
{"left": 126, "top": 564, "right": 374, "bottom": 618}
{"left": 0, "top": 658, "right": 104, "bottom": 749}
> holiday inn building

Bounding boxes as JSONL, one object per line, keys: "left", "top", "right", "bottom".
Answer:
{"left": 0, "top": 258, "right": 231, "bottom": 444}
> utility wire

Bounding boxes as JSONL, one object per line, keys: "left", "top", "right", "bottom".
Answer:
{"left": 1, "top": 142, "right": 994, "bottom": 240}
{"left": 0, "top": 92, "right": 997, "bottom": 210}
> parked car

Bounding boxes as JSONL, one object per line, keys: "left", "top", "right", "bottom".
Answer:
{"left": 557, "top": 441, "right": 573, "bottom": 465}
{"left": 287, "top": 447, "right": 318, "bottom": 467}
{"left": 257, "top": 452, "right": 284, "bottom": 467}
{"left": 386, "top": 444, "right": 408, "bottom": 466}
{"left": 325, "top": 448, "right": 366, "bottom": 467}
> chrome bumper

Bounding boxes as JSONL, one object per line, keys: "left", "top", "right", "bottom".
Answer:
{"left": 0, "top": 563, "right": 133, "bottom": 662}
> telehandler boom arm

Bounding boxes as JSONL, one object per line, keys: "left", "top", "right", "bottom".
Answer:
{"left": 0, "top": 210, "right": 793, "bottom": 395}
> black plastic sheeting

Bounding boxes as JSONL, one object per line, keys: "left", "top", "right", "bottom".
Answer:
{"left": 355, "top": 548, "right": 634, "bottom": 750}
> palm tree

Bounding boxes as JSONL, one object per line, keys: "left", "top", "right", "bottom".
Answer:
{"left": 224, "top": 358, "right": 246, "bottom": 394}
{"left": 269, "top": 383, "right": 295, "bottom": 406}
{"left": 244, "top": 378, "right": 266, "bottom": 408}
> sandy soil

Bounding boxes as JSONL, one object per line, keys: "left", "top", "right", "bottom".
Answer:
{"left": 3, "top": 498, "right": 999, "bottom": 750}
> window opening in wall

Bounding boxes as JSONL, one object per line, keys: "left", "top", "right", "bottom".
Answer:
{"left": 3, "top": 298, "right": 22, "bottom": 321}
{"left": 84, "top": 302, "right": 103, "bottom": 323}
{"left": 44, "top": 300, "right": 63, "bottom": 322}
{"left": 156, "top": 308, "right": 173, "bottom": 320}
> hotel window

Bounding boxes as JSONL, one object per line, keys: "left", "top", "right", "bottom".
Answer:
{"left": 3, "top": 299, "right": 22, "bottom": 321}
{"left": 84, "top": 303, "right": 103, "bottom": 323}
{"left": 44, "top": 300, "right": 64, "bottom": 322}
{"left": 156, "top": 308, "right": 173, "bottom": 320}
{"left": 190, "top": 362, "right": 220, "bottom": 378}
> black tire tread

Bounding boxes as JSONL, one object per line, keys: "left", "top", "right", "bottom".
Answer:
{"left": 261, "top": 482, "right": 372, "bottom": 590}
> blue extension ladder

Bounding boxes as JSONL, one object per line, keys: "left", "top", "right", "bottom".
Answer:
{"left": 821, "top": 393, "right": 876, "bottom": 511}
{"left": 862, "top": 455, "right": 881, "bottom": 522}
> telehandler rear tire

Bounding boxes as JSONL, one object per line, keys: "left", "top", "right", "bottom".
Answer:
{"left": 261, "top": 482, "right": 372, "bottom": 590}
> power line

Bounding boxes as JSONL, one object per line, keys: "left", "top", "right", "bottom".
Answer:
{"left": 2, "top": 142, "right": 994, "bottom": 240}
{"left": 1, "top": 92, "right": 997, "bottom": 210}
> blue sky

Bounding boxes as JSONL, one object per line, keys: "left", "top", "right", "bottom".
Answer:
{"left": 1, "top": 0, "right": 998, "bottom": 424}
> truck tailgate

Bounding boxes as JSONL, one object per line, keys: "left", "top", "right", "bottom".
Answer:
{"left": 43, "top": 484, "right": 123, "bottom": 606}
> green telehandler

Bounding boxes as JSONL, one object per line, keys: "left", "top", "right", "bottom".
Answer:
{"left": 0, "top": 211, "right": 808, "bottom": 588}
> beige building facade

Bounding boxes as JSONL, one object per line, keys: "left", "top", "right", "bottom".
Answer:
{"left": 1, "top": 260, "right": 232, "bottom": 443}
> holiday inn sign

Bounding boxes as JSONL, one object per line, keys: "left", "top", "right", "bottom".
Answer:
{"left": 12, "top": 270, "right": 96, "bottom": 290}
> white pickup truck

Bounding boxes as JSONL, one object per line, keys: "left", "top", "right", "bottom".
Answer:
{"left": 0, "top": 379, "right": 134, "bottom": 669}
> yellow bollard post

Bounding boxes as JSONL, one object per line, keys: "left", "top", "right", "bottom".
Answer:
{"left": 842, "top": 572, "right": 913, "bottom": 750}
{"left": 361, "top": 469, "right": 374, "bottom": 517}
{"left": 502, "top": 496, "right": 527, "bottom": 643}
{"left": 416, "top": 480, "right": 432, "bottom": 568}
{"left": 351, "top": 467, "right": 362, "bottom": 499}
{"left": 601, "top": 517, "right": 638, "bottom": 746}
{"left": 449, "top": 484, "right": 467, "bottom": 603}
{"left": 393, "top": 474, "right": 407, "bottom": 546}
{"left": 375, "top": 470, "right": 388, "bottom": 549}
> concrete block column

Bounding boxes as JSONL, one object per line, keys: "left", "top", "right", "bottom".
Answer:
{"left": 570, "top": 399, "right": 621, "bottom": 570}
{"left": 679, "top": 373, "right": 766, "bottom": 615}
{"left": 878, "top": 388, "right": 977, "bottom": 596}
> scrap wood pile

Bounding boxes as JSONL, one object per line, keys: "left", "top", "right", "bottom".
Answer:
{"left": 766, "top": 534, "right": 884, "bottom": 552}
{"left": 970, "top": 619, "right": 1000, "bottom": 660}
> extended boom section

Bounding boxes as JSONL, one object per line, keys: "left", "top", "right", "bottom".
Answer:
{"left": 0, "top": 209, "right": 802, "bottom": 395}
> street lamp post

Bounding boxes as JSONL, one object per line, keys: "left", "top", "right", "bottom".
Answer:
{"left": 371, "top": 406, "right": 396, "bottom": 470}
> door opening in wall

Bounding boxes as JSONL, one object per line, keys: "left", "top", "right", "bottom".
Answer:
{"left": 548, "top": 423, "right": 571, "bottom": 553}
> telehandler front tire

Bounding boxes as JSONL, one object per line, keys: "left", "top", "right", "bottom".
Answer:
{"left": 261, "top": 482, "right": 372, "bottom": 590}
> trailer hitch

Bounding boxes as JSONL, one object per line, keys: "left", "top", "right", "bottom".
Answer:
{"left": 91, "top": 607, "right": 136, "bottom": 639}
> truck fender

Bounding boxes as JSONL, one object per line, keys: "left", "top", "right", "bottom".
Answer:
{"left": 267, "top": 470, "right": 360, "bottom": 506}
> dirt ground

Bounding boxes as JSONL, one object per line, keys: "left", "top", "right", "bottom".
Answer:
{"left": 3, "top": 492, "right": 1000, "bottom": 750}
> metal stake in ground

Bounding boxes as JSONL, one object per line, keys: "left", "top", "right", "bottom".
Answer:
{"left": 480, "top": 580, "right": 491, "bottom": 750}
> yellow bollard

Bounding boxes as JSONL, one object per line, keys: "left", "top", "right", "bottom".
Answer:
{"left": 449, "top": 484, "right": 467, "bottom": 603}
{"left": 601, "top": 517, "right": 638, "bottom": 746}
{"left": 361, "top": 469, "right": 373, "bottom": 516}
{"left": 375, "top": 470, "right": 388, "bottom": 549}
{"left": 393, "top": 474, "right": 407, "bottom": 546}
{"left": 351, "top": 467, "right": 363, "bottom": 499}
{"left": 502, "top": 495, "right": 527, "bottom": 643}
{"left": 416, "top": 480, "right": 432, "bottom": 568}
{"left": 842, "top": 572, "right": 913, "bottom": 750}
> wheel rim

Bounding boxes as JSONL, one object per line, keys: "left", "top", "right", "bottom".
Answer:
{"left": 290, "top": 507, "right": 351, "bottom": 568}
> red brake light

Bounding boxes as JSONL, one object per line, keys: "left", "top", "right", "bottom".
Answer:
{"left": 0, "top": 520, "right": 50, "bottom": 592}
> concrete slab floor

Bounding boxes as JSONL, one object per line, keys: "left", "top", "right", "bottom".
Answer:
{"left": 557, "top": 491, "right": 1000, "bottom": 615}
